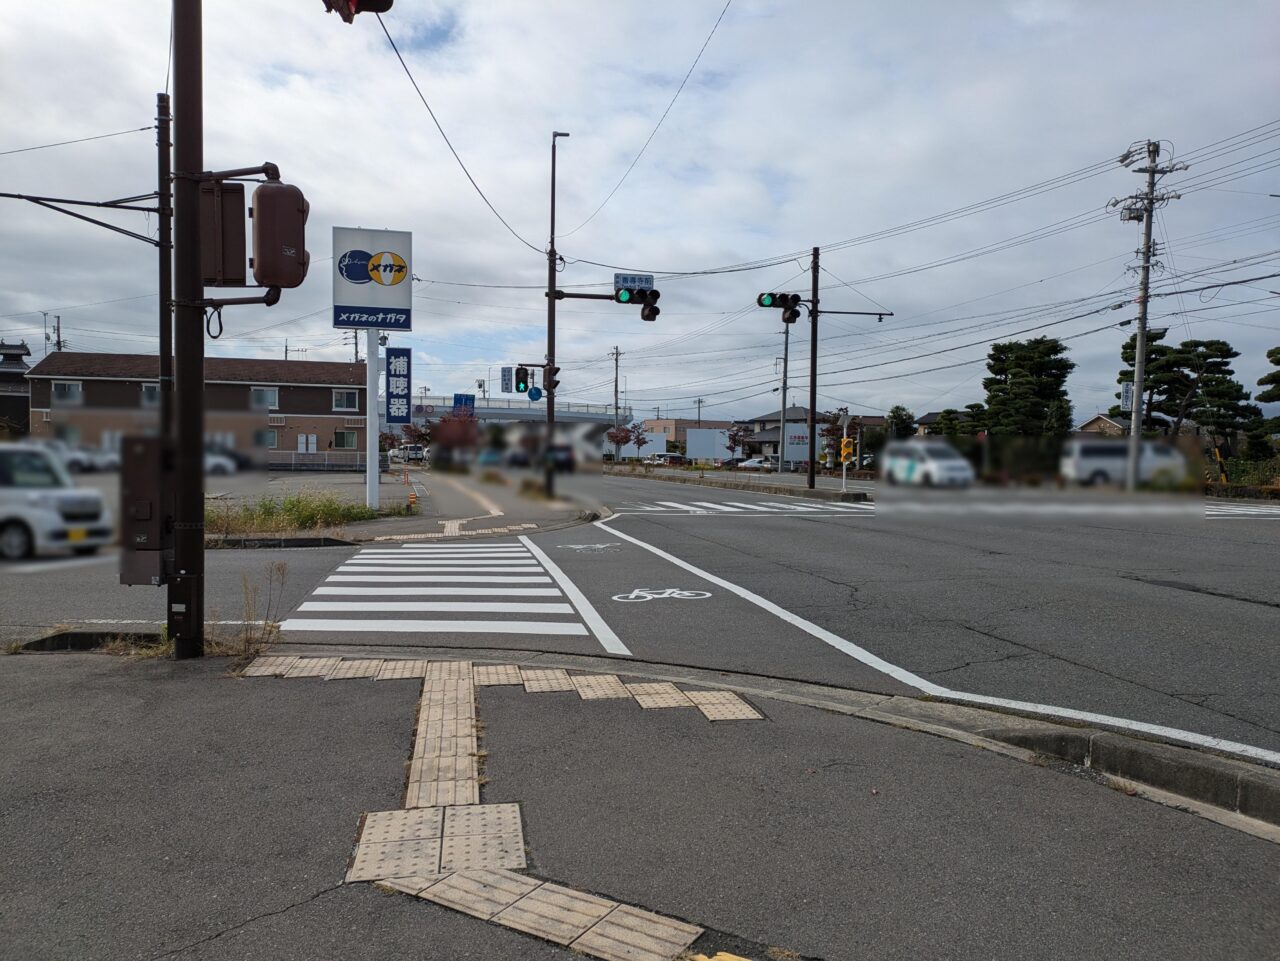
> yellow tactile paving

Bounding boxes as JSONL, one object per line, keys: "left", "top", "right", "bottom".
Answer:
{"left": 573, "top": 904, "right": 704, "bottom": 961}
{"left": 417, "top": 718, "right": 475, "bottom": 740}
{"left": 283, "top": 656, "right": 341, "bottom": 678}
{"left": 474, "top": 664, "right": 523, "bottom": 686}
{"left": 625, "top": 682, "right": 695, "bottom": 709}
{"left": 443, "top": 802, "right": 521, "bottom": 838}
{"left": 521, "top": 668, "right": 576, "bottom": 693}
{"left": 494, "top": 882, "right": 617, "bottom": 945}
{"left": 406, "top": 778, "right": 480, "bottom": 808}
{"left": 571, "top": 674, "right": 632, "bottom": 700}
{"left": 359, "top": 808, "right": 444, "bottom": 844}
{"left": 413, "top": 733, "right": 479, "bottom": 760}
{"left": 439, "top": 832, "right": 526, "bottom": 872}
{"left": 240, "top": 655, "right": 298, "bottom": 677}
{"left": 375, "top": 875, "right": 449, "bottom": 897}
{"left": 324, "top": 658, "right": 383, "bottom": 680}
{"left": 409, "top": 754, "right": 479, "bottom": 784}
{"left": 682, "top": 690, "right": 763, "bottom": 721}
{"left": 418, "top": 870, "right": 540, "bottom": 920}
{"left": 426, "top": 660, "right": 473, "bottom": 681}
{"left": 346, "top": 837, "right": 441, "bottom": 882}
{"left": 375, "top": 659, "right": 431, "bottom": 680}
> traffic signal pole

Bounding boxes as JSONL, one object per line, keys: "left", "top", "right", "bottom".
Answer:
{"left": 545, "top": 132, "right": 569, "bottom": 499}
{"left": 170, "top": 0, "right": 205, "bottom": 658}
{"left": 807, "top": 246, "right": 819, "bottom": 489}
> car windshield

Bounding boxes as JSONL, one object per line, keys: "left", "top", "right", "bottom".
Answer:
{"left": 921, "top": 445, "right": 961, "bottom": 460}
{"left": 0, "top": 448, "right": 72, "bottom": 488}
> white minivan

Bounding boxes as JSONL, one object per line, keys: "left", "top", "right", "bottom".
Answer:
{"left": 1060, "top": 438, "right": 1188, "bottom": 486}
{"left": 0, "top": 443, "right": 114, "bottom": 559}
{"left": 880, "top": 440, "right": 976, "bottom": 487}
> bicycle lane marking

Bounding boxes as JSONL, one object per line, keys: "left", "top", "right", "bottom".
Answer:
{"left": 595, "top": 517, "right": 1280, "bottom": 767}
{"left": 519, "top": 535, "right": 631, "bottom": 656}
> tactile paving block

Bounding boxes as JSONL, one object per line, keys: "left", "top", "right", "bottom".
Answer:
{"left": 573, "top": 904, "right": 704, "bottom": 961}
{"left": 406, "top": 779, "right": 479, "bottom": 808}
{"left": 325, "top": 659, "right": 383, "bottom": 680}
{"left": 418, "top": 870, "right": 540, "bottom": 920}
{"left": 438, "top": 833, "right": 526, "bottom": 872}
{"left": 474, "top": 664, "right": 523, "bottom": 686}
{"left": 443, "top": 803, "right": 521, "bottom": 839}
{"left": 625, "top": 682, "right": 695, "bottom": 709}
{"left": 521, "top": 668, "right": 575, "bottom": 693}
{"left": 426, "top": 660, "right": 473, "bottom": 681}
{"left": 571, "top": 674, "right": 632, "bottom": 700}
{"left": 375, "top": 659, "right": 430, "bottom": 680}
{"left": 494, "top": 883, "right": 617, "bottom": 945}
{"left": 417, "top": 718, "right": 475, "bottom": 741}
{"left": 241, "top": 655, "right": 298, "bottom": 677}
{"left": 683, "top": 690, "right": 763, "bottom": 721}
{"left": 346, "top": 837, "right": 441, "bottom": 882}
{"left": 359, "top": 808, "right": 444, "bottom": 844}
{"left": 375, "top": 874, "right": 448, "bottom": 896}
{"left": 283, "top": 656, "right": 341, "bottom": 678}
{"left": 413, "top": 733, "right": 478, "bottom": 759}
{"left": 421, "top": 678, "right": 473, "bottom": 696}
{"left": 409, "top": 755, "right": 478, "bottom": 784}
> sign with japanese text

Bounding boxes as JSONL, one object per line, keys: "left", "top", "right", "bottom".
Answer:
{"left": 385, "top": 347, "right": 412, "bottom": 425}
{"left": 333, "top": 227, "right": 413, "bottom": 330}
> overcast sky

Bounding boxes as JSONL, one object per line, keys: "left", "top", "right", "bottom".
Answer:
{"left": 1, "top": 0, "right": 1277, "bottom": 423}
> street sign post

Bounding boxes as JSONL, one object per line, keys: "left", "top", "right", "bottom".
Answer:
{"left": 613, "top": 272, "right": 655, "bottom": 291}
{"left": 332, "top": 227, "right": 412, "bottom": 331}
{"left": 1121, "top": 381, "right": 1134, "bottom": 419}
{"left": 452, "top": 393, "right": 476, "bottom": 416}
{"left": 385, "top": 347, "right": 411, "bottom": 425}
{"left": 501, "top": 366, "right": 513, "bottom": 394}
{"left": 528, "top": 386, "right": 543, "bottom": 402}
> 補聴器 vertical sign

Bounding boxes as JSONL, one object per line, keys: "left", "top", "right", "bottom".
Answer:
{"left": 333, "top": 227, "right": 412, "bottom": 330}
{"left": 385, "top": 347, "right": 412, "bottom": 425}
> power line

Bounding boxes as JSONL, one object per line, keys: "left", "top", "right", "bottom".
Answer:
{"left": 375, "top": 13, "right": 542, "bottom": 255}
{"left": 0, "top": 125, "right": 154, "bottom": 158}
{"left": 559, "top": 0, "right": 733, "bottom": 237}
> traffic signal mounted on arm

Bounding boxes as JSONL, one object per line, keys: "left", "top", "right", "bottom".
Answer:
{"left": 515, "top": 366, "right": 530, "bottom": 393}
{"left": 250, "top": 181, "right": 310, "bottom": 289}
{"left": 757, "top": 292, "right": 802, "bottom": 323}
{"left": 322, "top": 0, "right": 393, "bottom": 23}
{"left": 616, "top": 288, "right": 661, "bottom": 322}
{"left": 543, "top": 366, "right": 561, "bottom": 393}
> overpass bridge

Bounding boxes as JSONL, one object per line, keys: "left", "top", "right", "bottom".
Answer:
{"left": 410, "top": 394, "right": 630, "bottom": 425}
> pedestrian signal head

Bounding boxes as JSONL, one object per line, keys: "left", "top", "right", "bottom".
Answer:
{"left": 515, "top": 366, "right": 529, "bottom": 393}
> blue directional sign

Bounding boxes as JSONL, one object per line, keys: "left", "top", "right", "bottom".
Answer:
{"left": 385, "top": 347, "right": 411, "bottom": 425}
{"left": 528, "top": 386, "right": 543, "bottom": 402}
{"left": 452, "top": 392, "right": 476, "bottom": 416}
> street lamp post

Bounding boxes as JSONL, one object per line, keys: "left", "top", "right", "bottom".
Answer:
{"left": 545, "top": 131, "right": 570, "bottom": 498}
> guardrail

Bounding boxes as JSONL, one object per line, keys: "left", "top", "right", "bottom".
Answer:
{"left": 266, "top": 451, "right": 366, "bottom": 471}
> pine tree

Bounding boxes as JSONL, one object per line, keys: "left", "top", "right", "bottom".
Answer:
{"left": 886, "top": 405, "right": 916, "bottom": 439}
{"left": 983, "top": 337, "right": 1074, "bottom": 435}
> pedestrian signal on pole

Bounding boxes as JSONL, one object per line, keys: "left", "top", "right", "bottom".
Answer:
{"left": 515, "top": 366, "right": 529, "bottom": 393}
{"left": 250, "top": 181, "right": 310, "bottom": 289}
{"left": 757, "top": 292, "right": 802, "bottom": 323}
{"left": 840, "top": 437, "right": 855, "bottom": 464}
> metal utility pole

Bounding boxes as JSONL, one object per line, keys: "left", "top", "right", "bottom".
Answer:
{"left": 41, "top": 312, "right": 49, "bottom": 356}
{"left": 695, "top": 397, "right": 704, "bottom": 427}
{"left": 54, "top": 316, "right": 63, "bottom": 351}
{"left": 778, "top": 325, "right": 790, "bottom": 471}
{"left": 156, "top": 94, "right": 173, "bottom": 440}
{"left": 807, "top": 246, "right": 819, "bottom": 488}
{"left": 1117, "top": 140, "right": 1183, "bottom": 491}
{"left": 612, "top": 345, "right": 622, "bottom": 459}
{"left": 169, "top": 0, "right": 204, "bottom": 658}
{"left": 545, "top": 131, "right": 569, "bottom": 498}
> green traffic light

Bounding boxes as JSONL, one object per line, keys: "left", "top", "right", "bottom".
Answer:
{"left": 617, "top": 289, "right": 633, "bottom": 303}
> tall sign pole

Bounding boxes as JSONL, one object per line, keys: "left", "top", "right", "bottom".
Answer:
{"left": 545, "top": 132, "right": 568, "bottom": 498}
{"left": 807, "top": 246, "right": 820, "bottom": 489}
{"left": 366, "top": 329, "right": 380, "bottom": 508}
{"left": 169, "top": 0, "right": 205, "bottom": 659}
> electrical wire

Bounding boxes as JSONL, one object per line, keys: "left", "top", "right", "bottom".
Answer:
{"left": 375, "top": 13, "right": 542, "bottom": 255}
{"left": 0, "top": 126, "right": 154, "bottom": 158}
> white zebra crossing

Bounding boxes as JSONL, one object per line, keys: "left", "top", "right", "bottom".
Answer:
{"left": 612, "top": 498, "right": 875, "bottom": 516}
{"left": 1205, "top": 502, "right": 1280, "bottom": 518}
{"left": 279, "top": 537, "right": 630, "bottom": 654}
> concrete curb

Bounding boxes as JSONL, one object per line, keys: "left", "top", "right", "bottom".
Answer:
{"left": 206, "top": 535, "right": 356, "bottom": 549}
{"left": 267, "top": 641, "right": 1280, "bottom": 833}
{"left": 603, "top": 468, "right": 871, "bottom": 503}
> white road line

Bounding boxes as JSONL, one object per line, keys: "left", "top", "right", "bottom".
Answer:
{"left": 342, "top": 559, "right": 539, "bottom": 567}
{"left": 313, "top": 586, "right": 562, "bottom": 596}
{"left": 519, "top": 534, "right": 631, "bottom": 656}
{"left": 758, "top": 502, "right": 823, "bottom": 512}
{"left": 327, "top": 574, "right": 553, "bottom": 583}
{"left": 355, "top": 550, "right": 531, "bottom": 556}
{"left": 335, "top": 565, "right": 540, "bottom": 573}
{"left": 4, "top": 555, "right": 116, "bottom": 575}
{"left": 279, "top": 618, "right": 589, "bottom": 636}
{"left": 724, "top": 502, "right": 773, "bottom": 511}
{"left": 298, "top": 601, "right": 576, "bottom": 614}
{"left": 596, "top": 516, "right": 1280, "bottom": 767}
{"left": 825, "top": 502, "right": 875, "bottom": 511}
{"left": 656, "top": 501, "right": 708, "bottom": 512}
{"left": 692, "top": 501, "right": 741, "bottom": 511}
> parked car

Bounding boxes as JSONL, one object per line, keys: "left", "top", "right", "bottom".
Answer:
{"left": 204, "top": 451, "right": 237, "bottom": 476}
{"left": 476, "top": 448, "right": 504, "bottom": 468}
{"left": 1060, "top": 438, "right": 1188, "bottom": 486}
{"left": 388, "top": 447, "right": 404, "bottom": 462}
{"left": 644, "top": 453, "right": 688, "bottom": 467}
{"left": 738, "top": 457, "right": 773, "bottom": 472}
{"left": 29, "top": 438, "right": 93, "bottom": 473}
{"left": 400, "top": 444, "right": 426, "bottom": 464}
{"left": 84, "top": 447, "right": 120, "bottom": 471}
{"left": 505, "top": 449, "right": 531, "bottom": 468}
{"left": 0, "top": 443, "right": 114, "bottom": 559}
{"left": 880, "top": 440, "right": 975, "bottom": 487}
{"left": 547, "top": 445, "right": 576, "bottom": 473}
{"left": 720, "top": 457, "right": 748, "bottom": 469}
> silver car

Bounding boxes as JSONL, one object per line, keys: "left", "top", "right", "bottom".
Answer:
{"left": 0, "top": 443, "right": 115, "bottom": 559}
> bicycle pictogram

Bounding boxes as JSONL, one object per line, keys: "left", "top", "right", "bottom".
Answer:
{"left": 611, "top": 587, "right": 712, "bottom": 603}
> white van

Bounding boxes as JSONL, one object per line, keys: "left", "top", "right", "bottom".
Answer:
{"left": 1060, "top": 438, "right": 1187, "bottom": 486}
{"left": 0, "top": 443, "right": 114, "bottom": 559}
{"left": 880, "top": 440, "right": 976, "bottom": 487}
{"left": 644, "top": 453, "right": 688, "bottom": 467}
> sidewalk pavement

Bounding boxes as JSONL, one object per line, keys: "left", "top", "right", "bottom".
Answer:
{"left": 3, "top": 650, "right": 1276, "bottom": 961}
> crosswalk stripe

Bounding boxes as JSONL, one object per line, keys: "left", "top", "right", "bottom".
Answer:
{"left": 825, "top": 502, "right": 875, "bottom": 511}
{"left": 313, "top": 586, "right": 562, "bottom": 596}
{"left": 279, "top": 618, "right": 590, "bottom": 635}
{"left": 758, "top": 501, "right": 822, "bottom": 511}
{"left": 336, "top": 565, "right": 540, "bottom": 573}
{"left": 691, "top": 501, "right": 741, "bottom": 511}
{"left": 342, "top": 559, "right": 539, "bottom": 566}
{"left": 656, "top": 501, "right": 706, "bottom": 511}
{"left": 724, "top": 502, "right": 773, "bottom": 511}
{"left": 298, "top": 601, "right": 576, "bottom": 614}
{"left": 354, "top": 550, "right": 531, "bottom": 557}
{"left": 327, "top": 574, "right": 553, "bottom": 583}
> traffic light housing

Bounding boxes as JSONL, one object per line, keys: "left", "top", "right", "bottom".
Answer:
{"left": 515, "top": 366, "right": 529, "bottom": 393}
{"left": 543, "top": 365, "right": 561, "bottom": 392}
{"left": 322, "top": 0, "right": 393, "bottom": 23}
{"left": 616, "top": 288, "right": 661, "bottom": 321}
{"left": 250, "top": 181, "right": 309, "bottom": 289}
{"left": 840, "top": 437, "right": 855, "bottom": 464}
{"left": 758, "top": 292, "right": 803, "bottom": 323}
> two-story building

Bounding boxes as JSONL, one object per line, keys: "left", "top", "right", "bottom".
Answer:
{"left": 26, "top": 352, "right": 367, "bottom": 456}
{"left": 0, "top": 340, "right": 32, "bottom": 438}
{"left": 641, "top": 417, "right": 735, "bottom": 449}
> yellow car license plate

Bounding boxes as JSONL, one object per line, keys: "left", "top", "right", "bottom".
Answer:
{"left": 67, "top": 528, "right": 88, "bottom": 542}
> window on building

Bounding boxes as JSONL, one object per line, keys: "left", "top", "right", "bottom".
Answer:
{"left": 334, "top": 430, "right": 357, "bottom": 450}
{"left": 254, "top": 428, "right": 278, "bottom": 449}
{"left": 250, "top": 386, "right": 279, "bottom": 410}
{"left": 52, "top": 381, "right": 83, "bottom": 406}
{"left": 333, "top": 389, "right": 359, "bottom": 411}
{"left": 141, "top": 383, "right": 160, "bottom": 408}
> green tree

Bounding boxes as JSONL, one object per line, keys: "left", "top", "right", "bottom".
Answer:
{"left": 1195, "top": 371, "right": 1261, "bottom": 453}
{"left": 961, "top": 403, "right": 988, "bottom": 435}
{"left": 1158, "top": 339, "right": 1243, "bottom": 437}
{"left": 1258, "top": 346, "right": 1280, "bottom": 404}
{"left": 983, "top": 337, "right": 1075, "bottom": 435}
{"left": 1110, "top": 329, "right": 1178, "bottom": 431}
{"left": 930, "top": 408, "right": 963, "bottom": 437}
{"left": 886, "top": 405, "right": 916, "bottom": 439}
{"left": 1043, "top": 399, "right": 1071, "bottom": 438}
{"left": 629, "top": 422, "right": 650, "bottom": 457}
